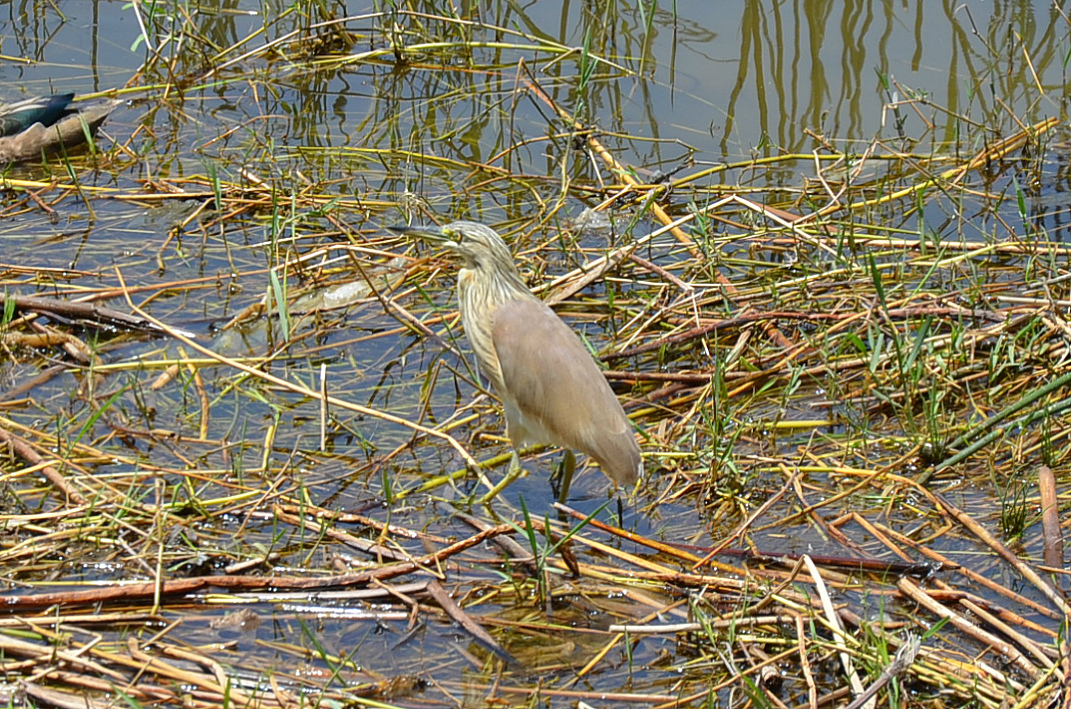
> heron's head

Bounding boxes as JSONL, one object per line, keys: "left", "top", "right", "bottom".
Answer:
{"left": 390, "top": 220, "right": 518, "bottom": 277}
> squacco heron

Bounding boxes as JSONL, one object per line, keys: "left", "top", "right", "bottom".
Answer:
{"left": 391, "top": 221, "right": 642, "bottom": 502}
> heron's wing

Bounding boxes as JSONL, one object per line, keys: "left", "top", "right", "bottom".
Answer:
{"left": 491, "top": 297, "right": 641, "bottom": 486}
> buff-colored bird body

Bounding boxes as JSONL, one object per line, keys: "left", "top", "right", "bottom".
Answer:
{"left": 488, "top": 296, "right": 641, "bottom": 487}
{"left": 391, "top": 221, "right": 642, "bottom": 499}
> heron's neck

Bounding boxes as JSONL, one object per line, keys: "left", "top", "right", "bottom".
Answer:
{"left": 456, "top": 267, "right": 523, "bottom": 393}
{"left": 458, "top": 265, "right": 532, "bottom": 307}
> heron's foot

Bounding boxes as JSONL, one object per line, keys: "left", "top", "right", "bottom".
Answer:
{"left": 478, "top": 451, "right": 527, "bottom": 504}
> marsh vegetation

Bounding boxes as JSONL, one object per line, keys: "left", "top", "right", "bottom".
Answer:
{"left": 0, "top": 1, "right": 1069, "bottom": 707}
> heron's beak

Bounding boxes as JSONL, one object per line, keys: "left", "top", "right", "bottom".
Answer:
{"left": 387, "top": 224, "right": 460, "bottom": 251}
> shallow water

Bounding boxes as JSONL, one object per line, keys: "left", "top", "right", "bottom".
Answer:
{"left": 1, "top": 1, "right": 1069, "bottom": 707}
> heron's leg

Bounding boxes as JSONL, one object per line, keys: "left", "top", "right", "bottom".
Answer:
{"left": 555, "top": 449, "right": 576, "bottom": 505}
{"left": 479, "top": 450, "right": 527, "bottom": 504}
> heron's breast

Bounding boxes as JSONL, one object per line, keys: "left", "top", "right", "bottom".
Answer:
{"left": 457, "top": 270, "right": 506, "bottom": 392}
